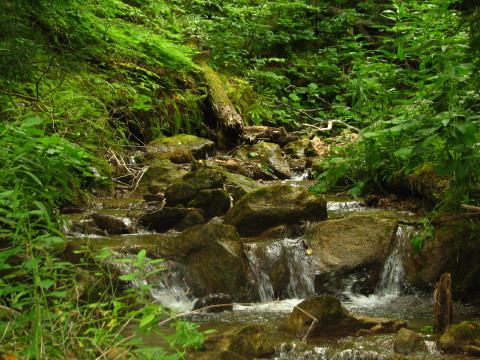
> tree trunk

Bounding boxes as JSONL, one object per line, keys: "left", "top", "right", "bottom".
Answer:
{"left": 434, "top": 273, "right": 453, "bottom": 334}
{"left": 197, "top": 60, "right": 244, "bottom": 142}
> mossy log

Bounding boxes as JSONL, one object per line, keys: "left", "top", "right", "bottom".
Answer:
{"left": 197, "top": 60, "right": 244, "bottom": 141}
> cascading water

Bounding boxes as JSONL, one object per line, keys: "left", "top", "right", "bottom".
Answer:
{"left": 108, "top": 253, "right": 194, "bottom": 312}
{"left": 376, "top": 225, "right": 413, "bottom": 297}
{"left": 244, "top": 238, "right": 316, "bottom": 302}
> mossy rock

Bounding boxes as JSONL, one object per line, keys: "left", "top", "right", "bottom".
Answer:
{"left": 234, "top": 142, "right": 291, "bottom": 179}
{"left": 165, "top": 168, "right": 224, "bottom": 207}
{"left": 191, "top": 188, "right": 231, "bottom": 220}
{"left": 138, "top": 207, "right": 204, "bottom": 233}
{"left": 154, "top": 223, "right": 250, "bottom": 299}
{"left": 203, "top": 324, "right": 274, "bottom": 358}
{"left": 393, "top": 328, "right": 428, "bottom": 354}
{"left": 304, "top": 214, "right": 397, "bottom": 294}
{"left": 279, "top": 295, "right": 406, "bottom": 338}
{"left": 221, "top": 171, "right": 266, "bottom": 201}
{"left": 439, "top": 321, "right": 480, "bottom": 353}
{"left": 224, "top": 184, "right": 327, "bottom": 236}
{"left": 146, "top": 134, "right": 215, "bottom": 159}
{"left": 404, "top": 219, "right": 480, "bottom": 299}
{"left": 136, "top": 159, "right": 188, "bottom": 194}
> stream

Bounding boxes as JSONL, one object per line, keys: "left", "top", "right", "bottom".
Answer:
{"left": 65, "top": 178, "right": 480, "bottom": 360}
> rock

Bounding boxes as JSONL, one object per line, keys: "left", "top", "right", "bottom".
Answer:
{"left": 91, "top": 213, "right": 130, "bottom": 235}
{"left": 192, "top": 293, "right": 233, "bottom": 313}
{"left": 68, "top": 218, "right": 105, "bottom": 236}
{"left": 224, "top": 185, "right": 327, "bottom": 236}
{"left": 152, "top": 149, "right": 196, "bottom": 164}
{"left": 165, "top": 169, "right": 224, "bottom": 207}
{"left": 283, "top": 139, "right": 310, "bottom": 159}
{"left": 304, "top": 214, "right": 397, "bottom": 294}
{"left": 136, "top": 159, "right": 188, "bottom": 194}
{"left": 393, "top": 328, "right": 428, "bottom": 354}
{"left": 221, "top": 171, "right": 266, "bottom": 201}
{"left": 439, "top": 320, "right": 480, "bottom": 353}
{"left": 138, "top": 207, "right": 204, "bottom": 233}
{"left": 235, "top": 142, "right": 291, "bottom": 179}
{"left": 145, "top": 134, "right": 215, "bottom": 159}
{"left": 464, "top": 345, "right": 480, "bottom": 356}
{"left": 404, "top": 219, "right": 480, "bottom": 299}
{"left": 279, "top": 295, "right": 406, "bottom": 338}
{"left": 154, "top": 224, "right": 250, "bottom": 299}
{"left": 203, "top": 324, "right": 274, "bottom": 358}
{"left": 191, "top": 188, "right": 231, "bottom": 220}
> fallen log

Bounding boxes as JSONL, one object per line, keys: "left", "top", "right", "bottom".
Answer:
{"left": 197, "top": 59, "right": 244, "bottom": 142}
{"left": 242, "top": 126, "right": 298, "bottom": 146}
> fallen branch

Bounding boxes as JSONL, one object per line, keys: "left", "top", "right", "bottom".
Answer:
{"left": 431, "top": 212, "right": 480, "bottom": 225}
{"left": 302, "top": 120, "right": 360, "bottom": 133}
{"left": 461, "top": 204, "right": 480, "bottom": 212}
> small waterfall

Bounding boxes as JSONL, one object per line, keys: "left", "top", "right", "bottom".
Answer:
{"left": 376, "top": 225, "right": 413, "bottom": 297}
{"left": 245, "top": 238, "right": 316, "bottom": 302}
{"left": 245, "top": 243, "right": 275, "bottom": 301}
{"left": 108, "top": 253, "right": 194, "bottom": 312}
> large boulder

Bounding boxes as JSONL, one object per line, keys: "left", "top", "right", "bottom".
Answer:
{"left": 203, "top": 324, "right": 275, "bottom": 358}
{"left": 439, "top": 321, "right": 480, "bottom": 353}
{"left": 234, "top": 142, "right": 291, "bottom": 179}
{"left": 154, "top": 223, "right": 251, "bottom": 299}
{"left": 224, "top": 185, "right": 327, "bottom": 236}
{"left": 304, "top": 214, "right": 397, "bottom": 294}
{"left": 279, "top": 295, "right": 405, "bottom": 338}
{"left": 393, "top": 328, "right": 428, "bottom": 354}
{"left": 165, "top": 169, "right": 224, "bottom": 207}
{"left": 136, "top": 159, "right": 188, "bottom": 194}
{"left": 404, "top": 219, "right": 480, "bottom": 299}
{"left": 146, "top": 134, "right": 215, "bottom": 159}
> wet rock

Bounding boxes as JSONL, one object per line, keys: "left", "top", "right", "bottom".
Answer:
{"left": 136, "top": 159, "right": 188, "bottom": 194}
{"left": 235, "top": 142, "right": 291, "bottom": 179}
{"left": 68, "top": 218, "right": 105, "bottom": 236}
{"left": 404, "top": 219, "right": 480, "bottom": 299}
{"left": 138, "top": 207, "right": 204, "bottom": 233}
{"left": 224, "top": 185, "right": 327, "bottom": 236}
{"left": 279, "top": 295, "right": 406, "bottom": 338}
{"left": 191, "top": 188, "right": 231, "bottom": 220}
{"left": 91, "top": 213, "right": 130, "bottom": 235}
{"left": 304, "top": 214, "right": 397, "bottom": 294}
{"left": 203, "top": 324, "right": 274, "bottom": 358}
{"left": 146, "top": 134, "right": 215, "bottom": 159}
{"left": 438, "top": 320, "right": 480, "bottom": 353}
{"left": 165, "top": 169, "right": 224, "bottom": 207}
{"left": 393, "top": 328, "right": 428, "bottom": 354}
{"left": 192, "top": 293, "right": 233, "bottom": 313}
{"left": 154, "top": 224, "right": 250, "bottom": 299}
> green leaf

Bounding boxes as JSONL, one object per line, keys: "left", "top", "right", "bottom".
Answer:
{"left": 40, "top": 279, "right": 55, "bottom": 290}
{"left": 119, "top": 273, "right": 139, "bottom": 281}
{"left": 21, "top": 117, "right": 43, "bottom": 127}
{"left": 139, "top": 313, "right": 156, "bottom": 328}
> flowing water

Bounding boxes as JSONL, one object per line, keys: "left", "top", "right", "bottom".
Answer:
{"left": 65, "top": 197, "right": 480, "bottom": 359}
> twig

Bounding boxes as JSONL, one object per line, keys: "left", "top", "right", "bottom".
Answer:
{"left": 0, "top": 305, "right": 21, "bottom": 316}
{"left": 292, "top": 305, "right": 318, "bottom": 344}
{"left": 302, "top": 120, "right": 360, "bottom": 133}
{"left": 0, "top": 89, "right": 39, "bottom": 101}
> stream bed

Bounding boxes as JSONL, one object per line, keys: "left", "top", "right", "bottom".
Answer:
{"left": 65, "top": 193, "right": 480, "bottom": 360}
